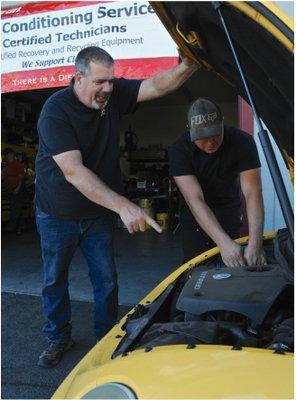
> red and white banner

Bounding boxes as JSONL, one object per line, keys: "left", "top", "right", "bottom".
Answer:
{"left": 1, "top": 1, "right": 178, "bottom": 93}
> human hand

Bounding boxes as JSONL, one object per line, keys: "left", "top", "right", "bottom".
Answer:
{"left": 118, "top": 199, "right": 162, "bottom": 234}
{"left": 244, "top": 244, "right": 266, "bottom": 267}
{"left": 220, "top": 239, "right": 245, "bottom": 267}
{"left": 177, "top": 48, "right": 198, "bottom": 68}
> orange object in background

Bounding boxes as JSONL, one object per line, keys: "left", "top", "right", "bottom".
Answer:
{"left": 3, "top": 159, "right": 25, "bottom": 191}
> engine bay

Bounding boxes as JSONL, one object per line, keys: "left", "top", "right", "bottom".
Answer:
{"left": 176, "top": 264, "right": 289, "bottom": 327}
{"left": 113, "top": 232, "right": 294, "bottom": 358}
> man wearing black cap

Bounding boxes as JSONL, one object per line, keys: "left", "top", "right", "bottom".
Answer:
{"left": 168, "top": 98, "right": 266, "bottom": 267}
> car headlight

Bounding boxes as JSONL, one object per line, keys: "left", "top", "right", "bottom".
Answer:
{"left": 81, "top": 383, "right": 137, "bottom": 399}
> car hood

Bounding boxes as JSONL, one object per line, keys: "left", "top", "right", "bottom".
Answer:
{"left": 151, "top": 1, "right": 294, "bottom": 164}
{"left": 52, "top": 234, "right": 293, "bottom": 399}
{"left": 54, "top": 345, "right": 293, "bottom": 399}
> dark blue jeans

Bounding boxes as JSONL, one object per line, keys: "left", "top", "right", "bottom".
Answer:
{"left": 36, "top": 208, "right": 118, "bottom": 343}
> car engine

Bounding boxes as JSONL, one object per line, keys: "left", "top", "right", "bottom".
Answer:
{"left": 176, "top": 264, "right": 290, "bottom": 328}
{"left": 115, "top": 234, "right": 293, "bottom": 357}
{"left": 136, "top": 260, "right": 293, "bottom": 352}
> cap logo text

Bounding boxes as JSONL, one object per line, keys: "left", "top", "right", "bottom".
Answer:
{"left": 191, "top": 112, "right": 218, "bottom": 127}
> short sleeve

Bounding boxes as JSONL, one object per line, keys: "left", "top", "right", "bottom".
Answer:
{"left": 168, "top": 139, "right": 195, "bottom": 177}
{"left": 237, "top": 132, "right": 261, "bottom": 172}
{"left": 37, "top": 101, "right": 79, "bottom": 156}
{"left": 114, "top": 78, "right": 142, "bottom": 118}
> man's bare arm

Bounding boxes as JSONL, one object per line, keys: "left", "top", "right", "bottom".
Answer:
{"left": 53, "top": 150, "right": 161, "bottom": 234}
{"left": 174, "top": 175, "right": 245, "bottom": 267}
{"left": 240, "top": 168, "right": 266, "bottom": 266}
{"left": 137, "top": 52, "right": 198, "bottom": 102}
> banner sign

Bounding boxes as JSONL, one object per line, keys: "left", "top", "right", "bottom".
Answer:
{"left": 1, "top": 1, "right": 178, "bottom": 93}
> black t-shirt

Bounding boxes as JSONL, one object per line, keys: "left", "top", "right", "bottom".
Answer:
{"left": 35, "top": 78, "right": 142, "bottom": 220}
{"left": 168, "top": 126, "right": 261, "bottom": 224}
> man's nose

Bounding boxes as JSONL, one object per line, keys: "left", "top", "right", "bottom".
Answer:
{"left": 207, "top": 137, "right": 216, "bottom": 144}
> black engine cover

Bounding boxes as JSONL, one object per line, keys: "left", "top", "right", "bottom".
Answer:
{"left": 176, "top": 264, "right": 290, "bottom": 326}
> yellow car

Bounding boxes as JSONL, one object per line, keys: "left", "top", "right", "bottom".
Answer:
{"left": 53, "top": 2, "right": 293, "bottom": 399}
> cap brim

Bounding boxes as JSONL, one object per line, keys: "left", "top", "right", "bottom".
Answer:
{"left": 190, "top": 122, "right": 223, "bottom": 141}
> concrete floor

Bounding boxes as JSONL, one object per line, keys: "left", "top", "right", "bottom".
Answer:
{"left": 2, "top": 225, "right": 183, "bottom": 306}
{"left": 2, "top": 225, "right": 183, "bottom": 399}
{"left": 2, "top": 293, "right": 131, "bottom": 399}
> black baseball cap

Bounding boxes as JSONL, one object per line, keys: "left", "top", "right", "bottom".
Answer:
{"left": 188, "top": 98, "right": 224, "bottom": 141}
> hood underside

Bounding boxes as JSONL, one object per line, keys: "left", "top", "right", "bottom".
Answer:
{"left": 151, "top": 1, "right": 294, "bottom": 160}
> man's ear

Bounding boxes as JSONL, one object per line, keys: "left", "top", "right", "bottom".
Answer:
{"left": 75, "top": 72, "right": 83, "bottom": 85}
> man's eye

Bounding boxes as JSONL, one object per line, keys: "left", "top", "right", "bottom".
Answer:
{"left": 94, "top": 80, "right": 114, "bottom": 85}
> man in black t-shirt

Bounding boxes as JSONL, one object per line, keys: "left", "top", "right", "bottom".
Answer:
{"left": 36, "top": 47, "right": 198, "bottom": 367}
{"left": 169, "top": 98, "right": 266, "bottom": 267}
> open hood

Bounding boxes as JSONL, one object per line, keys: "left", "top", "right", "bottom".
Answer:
{"left": 151, "top": 2, "right": 294, "bottom": 163}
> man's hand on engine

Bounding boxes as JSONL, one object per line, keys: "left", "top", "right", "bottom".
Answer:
{"left": 244, "top": 244, "right": 267, "bottom": 267}
{"left": 219, "top": 239, "right": 246, "bottom": 267}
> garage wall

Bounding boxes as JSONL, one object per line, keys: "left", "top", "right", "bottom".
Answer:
{"left": 254, "top": 126, "right": 294, "bottom": 232}
{"left": 258, "top": 1, "right": 294, "bottom": 232}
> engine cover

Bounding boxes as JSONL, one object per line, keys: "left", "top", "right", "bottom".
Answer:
{"left": 176, "top": 264, "right": 290, "bottom": 327}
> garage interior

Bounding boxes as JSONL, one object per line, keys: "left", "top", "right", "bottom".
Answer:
{"left": 3, "top": 54, "right": 291, "bottom": 400}
{"left": 2, "top": 68, "right": 238, "bottom": 307}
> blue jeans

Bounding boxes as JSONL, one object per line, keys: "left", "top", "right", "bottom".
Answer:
{"left": 35, "top": 208, "right": 118, "bottom": 343}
